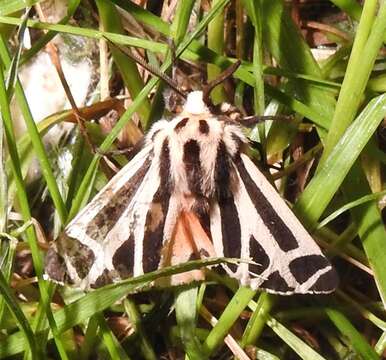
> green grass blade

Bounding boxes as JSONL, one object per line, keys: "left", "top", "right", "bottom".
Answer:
{"left": 0, "top": 67, "right": 6, "bottom": 234}
{"left": 325, "top": 308, "right": 379, "bottom": 359}
{"left": 0, "top": 271, "right": 37, "bottom": 358}
{"left": 0, "top": 0, "right": 41, "bottom": 15}
{"left": 266, "top": 316, "right": 327, "bottom": 360}
{"left": 0, "top": 36, "right": 68, "bottom": 224}
{"left": 243, "top": 0, "right": 265, "bottom": 115}
{"left": 79, "top": 315, "right": 99, "bottom": 360}
{"left": 318, "top": 189, "right": 386, "bottom": 229}
{"left": 207, "top": 0, "right": 227, "bottom": 104}
{"left": 261, "top": 0, "right": 335, "bottom": 129}
{"left": 0, "top": 52, "right": 68, "bottom": 359}
{"left": 5, "top": 7, "right": 29, "bottom": 94}
{"left": 0, "top": 258, "right": 228, "bottom": 358}
{"left": 375, "top": 331, "right": 386, "bottom": 356}
{"left": 240, "top": 292, "right": 275, "bottom": 347}
{"left": 124, "top": 298, "right": 157, "bottom": 360}
{"left": 202, "top": 286, "right": 256, "bottom": 355}
{"left": 294, "top": 93, "right": 386, "bottom": 228}
{"left": 329, "top": 0, "right": 362, "bottom": 20}
{"left": 95, "top": 312, "right": 132, "bottom": 360}
{"left": 175, "top": 286, "right": 207, "bottom": 360}
{"left": 321, "top": 0, "right": 379, "bottom": 160}
{"left": 96, "top": 0, "right": 150, "bottom": 127}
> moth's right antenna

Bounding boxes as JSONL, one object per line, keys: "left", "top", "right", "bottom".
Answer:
{"left": 103, "top": 36, "right": 187, "bottom": 100}
{"left": 202, "top": 60, "right": 241, "bottom": 106}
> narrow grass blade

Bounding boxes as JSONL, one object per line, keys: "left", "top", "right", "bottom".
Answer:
{"left": 79, "top": 315, "right": 99, "bottom": 360}
{"left": 261, "top": 0, "right": 335, "bottom": 129}
{"left": 202, "top": 286, "right": 256, "bottom": 355}
{"left": 294, "top": 93, "right": 386, "bottom": 229}
{"left": 207, "top": 0, "right": 227, "bottom": 104}
{"left": 0, "top": 258, "right": 229, "bottom": 358}
{"left": 321, "top": 0, "right": 380, "bottom": 160}
{"left": 0, "top": 36, "right": 68, "bottom": 224}
{"left": 318, "top": 189, "right": 386, "bottom": 229}
{"left": 375, "top": 331, "right": 386, "bottom": 356}
{"left": 0, "top": 271, "right": 38, "bottom": 359}
{"left": 329, "top": 0, "right": 362, "bottom": 20}
{"left": 0, "top": 0, "right": 41, "bottom": 15}
{"left": 5, "top": 7, "right": 29, "bottom": 94}
{"left": 96, "top": 0, "right": 150, "bottom": 127}
{"left": 243, "top": 0, "right": 265, "bottom": 115}
{"left": 325, "top": 308, "right": 379, "bottom": 359}
{"left": 95, "top": 312, "right": 132, "bottom": 360}
{"left": 124, "top": 298, "right": 156, "bottom": 360}
{"left": 0, "top": 52, "right": 67, "bottom": 359}
{"left": 175, "top": 286, "right": 206, "bottom": 360}
{"left": 240, "top": 292, "right": 275, "bottom": 347}
{"left": 266, "top": 316, "right": 327, "bottom": 360}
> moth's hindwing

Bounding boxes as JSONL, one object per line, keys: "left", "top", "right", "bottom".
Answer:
{"left": 45, "top": 91, "right": 338, "bottom": 294}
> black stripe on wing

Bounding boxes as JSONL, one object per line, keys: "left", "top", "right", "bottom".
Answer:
{"left": 142, "top": 138, "right": 172, "bottom": 273}
{"left": 234, "top": 153, "right": 338, "bottom": 294}
{"left": 233, "top": 154, "right": 299, "bottom": 252}
{"left": 85, "top": 155, "right": 152, "bottom": 243}
{"left": 213, "top": 140, "right": 241, "bottom": 271}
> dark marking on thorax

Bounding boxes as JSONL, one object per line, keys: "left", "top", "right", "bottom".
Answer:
{"left": 199, "top": 119, "right": 209, "bottom": 134}
{"left": 174, "top": 117, "right": 189, "bottom": 131}
{"left": 159, "top": 138, "right": 172, "bottom": 193}
{"left": 183, "top": 139, "right": 203, "bottom": 195}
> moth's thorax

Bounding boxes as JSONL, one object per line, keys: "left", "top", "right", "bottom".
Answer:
{"left": 148, "top": 108, "right": 246, "bottom": 212}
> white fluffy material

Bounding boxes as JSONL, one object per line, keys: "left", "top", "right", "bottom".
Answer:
{"left": 183, "top": 91, "right": 209, "bottom": 114}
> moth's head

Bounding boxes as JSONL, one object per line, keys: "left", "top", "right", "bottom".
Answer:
{"left": 183, "top": 91, "right": 209, "bottom": 115}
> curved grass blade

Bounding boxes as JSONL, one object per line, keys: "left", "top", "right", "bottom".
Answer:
{"left": 318, "top": 189, "right": 386, "bottom": 229}
{"left": 266, "top": 316, "right": 327, "bottom": 360}
{"left": 325, "top": 307, "right": 379, "bottom": 359}
{"left": 0, "top": 35, "right": 68, "bottom": 224}
{"left": 294, "top": 93, "right": 386, "bottom": 229}
{"left": 0, "top": 271, "right": 38, "bottom": 359}
{"left": 123, "top": 298, "right": 156, "bottom": 360}
{"left": 0, "top": 258, "right": 229, "bottom": 358}
{"left": 0, "top": 53, "right": 68, "bottom": 359}
{"left": 96, "top": 0, "right": 150, "bottom": 126}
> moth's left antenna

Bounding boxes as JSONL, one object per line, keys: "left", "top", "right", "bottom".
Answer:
{"left": 103, "top": 36, "right": 187, "bottom": 100}
{"left": 202, "top": 60, "right": 241, "bottom": 106}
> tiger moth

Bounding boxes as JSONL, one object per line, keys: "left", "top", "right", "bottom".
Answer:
{"left": 45, "top": 90, "right": 338, "bottom": 295}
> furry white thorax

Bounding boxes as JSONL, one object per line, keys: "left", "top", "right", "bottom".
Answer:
{"left": 183, "top": 91, "right": 209, "bottom": 115}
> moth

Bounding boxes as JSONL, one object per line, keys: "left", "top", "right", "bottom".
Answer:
{"left": 45, "top": 86, "right": 338, "bottom": 295}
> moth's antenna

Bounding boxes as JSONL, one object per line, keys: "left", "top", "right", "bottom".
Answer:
{"left": 103, "top": 36, "right": 187, "bottom": 99}
{"left": 202, "top": 60, "right": 241, "bottom": 106}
